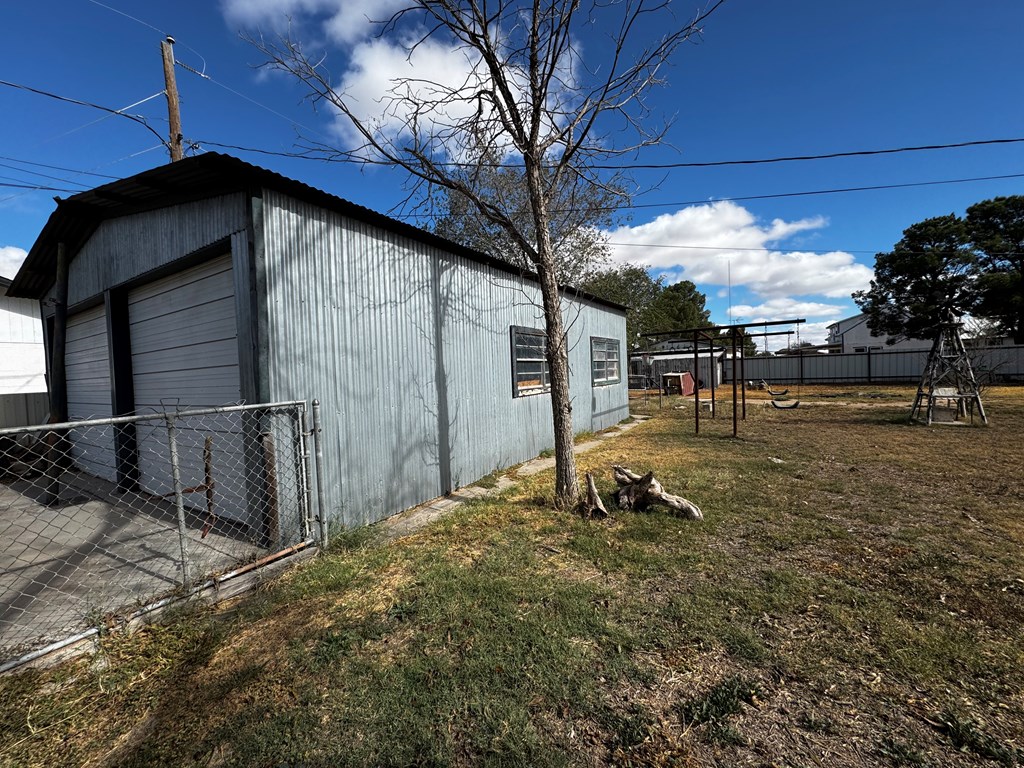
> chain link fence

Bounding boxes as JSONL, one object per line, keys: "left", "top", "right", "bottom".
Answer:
{"left": 0, "top": 401, "right": 322, "bottom": 668}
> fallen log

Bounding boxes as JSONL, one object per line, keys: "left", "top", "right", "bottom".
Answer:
{"left": 611, "top": 465, "right": 703, "bottom": 520}
{"left": 579, "top": 471, "right": 609, "bottom": 520}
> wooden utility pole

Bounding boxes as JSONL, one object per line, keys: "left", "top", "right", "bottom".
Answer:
{"left": 161, "top": 36, "right": 183, "bottom": 162}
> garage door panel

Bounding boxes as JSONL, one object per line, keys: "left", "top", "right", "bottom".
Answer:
{"left": 127, "top": 257, "right": 237, "bottom": 304}
{"left": 66, "top": 306, "right": 116, "bottom": 482}
{"left": 129, "top": 255, "right": 248, "bottom": 525}
{"left": 128, "top": 279, "right": 235, "bottom": 326}
{"left": 129, "top": 301, "right": 237, "bottom": 348}
{"left": 130, "top": 339, "right": 239, "bottom": 379}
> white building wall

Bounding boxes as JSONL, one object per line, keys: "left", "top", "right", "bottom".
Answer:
{"left": 0, "top": 284, "right": 46, "bottom": 396}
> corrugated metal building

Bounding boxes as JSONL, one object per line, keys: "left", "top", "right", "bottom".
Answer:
{"left": 11, "top": 153, "right": 628, "bottom": 528}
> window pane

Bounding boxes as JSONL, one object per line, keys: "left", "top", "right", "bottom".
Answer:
{"left": 513, "top": 327, "right": 550, "bottom": 396}
{"left": 591, "top": 337, "right": 620, "bottom": 385}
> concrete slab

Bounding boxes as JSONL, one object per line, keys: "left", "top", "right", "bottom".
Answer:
{"left": 1, "top": 470, "right": 267, "bottom": 660}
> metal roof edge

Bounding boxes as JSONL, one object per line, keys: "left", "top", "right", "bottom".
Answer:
{"left": 9, "top": 153, "right": 626, "bottom": 314}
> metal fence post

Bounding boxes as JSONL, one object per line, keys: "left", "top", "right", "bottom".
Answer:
{"left": 165, "top": 412, "right": 193, "bottom": 586}
{"left": 311, "top": 400, "right": 329, "bottom": 548}
{"left": 297, "top": 404, "right": 313, "bottom": 540}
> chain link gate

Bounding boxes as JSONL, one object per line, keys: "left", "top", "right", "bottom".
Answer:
{"left": 0, "top": 401, "right": 324, "bottom": 670}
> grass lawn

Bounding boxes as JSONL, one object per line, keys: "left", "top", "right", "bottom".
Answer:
{"left": 2, "top": 385, "right": 1022, "bottom": 767}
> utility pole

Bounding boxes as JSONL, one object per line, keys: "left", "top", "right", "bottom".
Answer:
{"left": 161, "top": 36, "right": 183, "bottom": 162}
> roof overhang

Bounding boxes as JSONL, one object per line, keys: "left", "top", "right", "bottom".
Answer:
{"left": 11, "top": 153, "right": 627, "bottom": 314}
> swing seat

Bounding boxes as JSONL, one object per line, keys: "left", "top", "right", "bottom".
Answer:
{"left": 770, "top": 400, "right": 800, "bottom": 410}
{"left": 759, "top": 380, "right": 788, "bottom": 397}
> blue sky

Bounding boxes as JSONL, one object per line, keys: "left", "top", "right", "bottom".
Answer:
{"left": 2, "top": 1, "right": 1023, "bottom": 348}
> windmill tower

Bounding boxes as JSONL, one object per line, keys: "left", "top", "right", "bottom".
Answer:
{"left": 909, "top": 316, "right": 987, "bottom": 425}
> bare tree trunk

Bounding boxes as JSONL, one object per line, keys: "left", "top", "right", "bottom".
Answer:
{"left": 536, "top": 257, "right": 579, "bottom": 509}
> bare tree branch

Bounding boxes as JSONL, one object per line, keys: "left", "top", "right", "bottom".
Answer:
{"left": 245, "top": 0, "right": 726, "bottom": 509}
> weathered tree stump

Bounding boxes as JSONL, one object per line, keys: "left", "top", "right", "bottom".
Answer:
{"left": 579, "top": 472, "right": 609, "bottom": 520}
{"left": 611, "top": 465, "right": 703, "bottom": 520}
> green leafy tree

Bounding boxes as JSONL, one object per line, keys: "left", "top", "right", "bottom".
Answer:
{"left": 966, "top": 195, "right": 1024, "bottom": 343}
{"left": 853, "top": 215, "right": 978, "bottom": 343}
{"left": 582, "top": 265, "right": 664, "bottom": 347}
{"left": 652, "top": 280, "right": 712, "bottom": 333}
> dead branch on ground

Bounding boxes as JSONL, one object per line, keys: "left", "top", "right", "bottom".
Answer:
{"left": 611, "top": 465, "right": 703, "bottom": 521}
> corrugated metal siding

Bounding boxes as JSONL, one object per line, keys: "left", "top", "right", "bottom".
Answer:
{"left": 0, "top": 290, "right": 44, "bottom": 344}
{"left": 64, "top": 194, "right": 247, "bottom": 306}
{"left": 261, "top": 189, "right": 627, "bottom": 527}
{"left": 0, "top": 392, "right": 48, "bottom": 427}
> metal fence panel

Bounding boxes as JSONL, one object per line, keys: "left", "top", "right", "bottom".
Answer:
{"left": 725, "top": 345, "right": 1024, "bottom": 385}
{"left": 0, "top": 401, "right": 315, "bottom": 666}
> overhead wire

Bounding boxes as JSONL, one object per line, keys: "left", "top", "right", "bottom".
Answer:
{"left": 0, "top": 164, "right": 92, "bottom": 189}
{"left": 0, "top": 144, "right": 165, "bottom": 205}
{"left": 0, "top": 79, "right": 167, "bottom": 146}
{"left": 195, "top": 136, "right": 1024, "bottom": 172}
{"left": 0, "top": 155, "right": 120, "bottom": 180}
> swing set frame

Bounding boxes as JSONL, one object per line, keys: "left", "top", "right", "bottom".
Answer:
{"left": 641, "top": 318, "right": 806, "bottom": 436}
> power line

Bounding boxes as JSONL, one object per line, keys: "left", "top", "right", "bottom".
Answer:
{"left": 84, "top": 0, "right": 208, "bottom": 75}
{"left": 588, "top": 137, "right": 1024, "bottom": 170}
{"left": 197, "top": 135, "right": 1024, "bottom": 171}
{"left": 80, "top": 0, "right": 331, "bottom": 142}
{"left": 394, "top": 171, "right": 1024, "bottom": 218}
{"left": 0, "top": 162, "right": 94, "bottom": 189}
{"left": 0, "top": 79, "right": 167, "bottom": 146}
{"left": 0, "top": 181, "right": 80, "bottom": 192}
{"left": 0, "top": 144, "right": 164, "bottom": 205}
{"left": 618, "top": 172, "right": 1024, "bottom": 211}
{"left": 0, "top": 155, "right": 120, "bottom": 180}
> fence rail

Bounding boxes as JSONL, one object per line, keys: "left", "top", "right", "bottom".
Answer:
{"left": 726, "top": 345, "right": 1024, "bottom": 385}
{"left": 0, "top": 401, "right": 321, "bottom": 668}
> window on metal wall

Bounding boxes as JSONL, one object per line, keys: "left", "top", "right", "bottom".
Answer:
{"left": 591, "top": 336, "right": 621, "bottom": 386}
{"left": 511, "top": 327, "right": 550, "bottom": 397}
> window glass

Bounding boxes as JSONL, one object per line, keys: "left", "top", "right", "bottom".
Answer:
{"left": 591, "top": 337, "right": 621, "bottom": 385}
{"left": 512, "top": 327, "right": 550, "bottom": 396}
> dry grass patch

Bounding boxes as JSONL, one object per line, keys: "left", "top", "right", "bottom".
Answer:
{"left": 2, "top": 385, "right": 1022, "bottom": 767}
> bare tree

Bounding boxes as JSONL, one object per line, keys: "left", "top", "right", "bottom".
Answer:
{"left": 250, "top": 0, "right": 724, "bottom": 509}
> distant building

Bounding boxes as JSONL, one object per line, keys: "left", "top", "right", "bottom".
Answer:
{"left": 0, "top": 276, "right": 47, "bottom": 426}
{"left": 825, "top": 313, "right": 932, "bottom": 354}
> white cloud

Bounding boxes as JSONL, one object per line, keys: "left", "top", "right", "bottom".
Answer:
{"left": 332, "top": 36, "right": 490, "bottom": 152}
{"left": 606, "top": 201, "right": 873, "bottom": 300}
{"left": 222, "top": 0, "right": 408, "bottom": 43}
{"left": 0, "top": 246, "right": 27, "bottom": 280}
{"left": 730, "top": 298, "right": 846, "bottom": 322}
{"left": 225, "top": 0, "right": 571, "bottom": 160}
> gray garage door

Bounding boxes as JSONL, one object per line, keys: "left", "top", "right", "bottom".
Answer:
{"left": 127, "top": 256, "right": 249, "bottom": 524}
{"left": 65, "top": 304, "right": 116, "bottom": 482}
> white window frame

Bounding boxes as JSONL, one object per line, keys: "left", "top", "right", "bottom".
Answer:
{"left": 511, "top": 326, "right": 550, "bottom": 397}
{"left": 591, "top": 336, "right": 621, "bottom": 386}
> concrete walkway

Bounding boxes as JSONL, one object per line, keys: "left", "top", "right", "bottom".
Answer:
{"left": 382, "top": 416, "right": 647, "bottom": 539}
